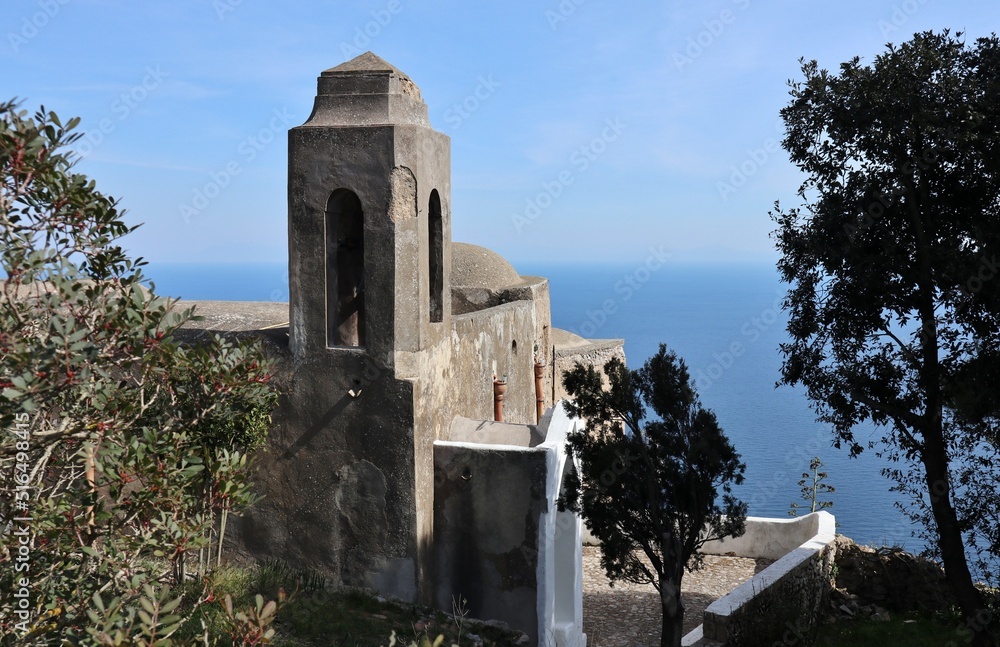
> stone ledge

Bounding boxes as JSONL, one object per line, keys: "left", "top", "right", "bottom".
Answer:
{"left": 688, "top": 511, "right": 837, "bottom": 646}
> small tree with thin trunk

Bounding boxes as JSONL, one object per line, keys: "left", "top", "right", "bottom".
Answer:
{"left": 789, "top": 456, "right": 835, "bottom": 517}
{"left": 558, "top": 345, "right": 746, "bottom": 647}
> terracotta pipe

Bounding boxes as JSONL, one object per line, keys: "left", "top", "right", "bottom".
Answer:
{"left": 534, "top": 361, "right": 545, "bottom": 423}
{"left": 493, "top": 375, "right": 507, "bottom": 422}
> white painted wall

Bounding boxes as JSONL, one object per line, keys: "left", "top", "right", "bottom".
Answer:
{"left": 700, "top": 513, "right": 827, "bottom": 560}
{"left": 703, "top": 512, "right": 835, "bottom": 616}
{"left": 685, "top": 511, "right": 837, "bottom": 645}
{"left": 579, "top": 504, "right": 837, "bottom": 646}
{"left": 582, "top": 508, "right": 825, "bottom": 559}
{"left": 536, "top": 402, "right": 587, "bottom": 647}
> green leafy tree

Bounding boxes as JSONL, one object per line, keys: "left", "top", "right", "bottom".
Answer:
{"left": 772, "top": 30, "right": 1000, "bottom": 646}
{"left": 558, "top": 345, "right": 746, "bottom": 647}
{"left": 788, "top": 456, "right": 835, "bottom": 516}
{"left": 0, "top": 100, "right": 278, "bottom": 644}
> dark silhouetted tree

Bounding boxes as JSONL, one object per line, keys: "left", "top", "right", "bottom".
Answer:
{"left": 559, "top": 345, "right": 746, "bottom": 647}
{"left": 772, "top": 30, "right": 1000, "bottom": 646}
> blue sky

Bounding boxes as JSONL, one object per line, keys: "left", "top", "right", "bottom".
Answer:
{"left": 4, "top": 0, "right": 998, "bottom": 266}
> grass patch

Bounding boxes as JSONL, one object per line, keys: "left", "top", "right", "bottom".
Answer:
{"left": 817, "top": 612, "right": 969, "bottom": 646}
{"left": 174, "top": 560, "right": 524, "bottom": 646}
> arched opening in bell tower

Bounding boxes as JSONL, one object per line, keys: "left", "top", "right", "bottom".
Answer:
{"left": 428, "top": 189, "right": 444, "bottom": 323}
{"left": 325, "top": 189, "right": 365, "bottom": 347}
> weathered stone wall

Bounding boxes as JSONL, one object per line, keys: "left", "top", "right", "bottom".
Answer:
{"left": 833, "top": 536, "right": 954, "bottom": 613}
{"left": 451, "top": 296, "right": 545, "bottom": 426}
{"left": 704, "top": 546, "right": 835, "bottom": 645}
{"left": 433, "top": 442, "right": 548, "bottom": 644}
{"left": 520, "top": 277, "right": 552, "bottom": 413}
{"left": 216, "top": 282, "right": 550, "bottom": 607}
{"left": 230, "top": 347, "right": 422, "bottom": 601}
{"left": 390, "top": 123, "right": 452, "bottom": 357}
{"left": 403, "top": 336, "right": 453, "bottom": 603}
{"left": 553, "top": 336, "right": 625, "bottom": 401}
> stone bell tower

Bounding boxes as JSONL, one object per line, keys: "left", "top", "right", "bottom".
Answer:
{"left": 251, "top": 52, "right": 452, "bottom": 603}
{"left": 234, "top": 53, "right": 588, "bottom": 644}
{"left": 288, "top": 51, "right": 452, "bottom": 365}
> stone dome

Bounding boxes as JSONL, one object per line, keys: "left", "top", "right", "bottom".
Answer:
{"left": 451, "top": 242, "right": 522, "bottom": 290}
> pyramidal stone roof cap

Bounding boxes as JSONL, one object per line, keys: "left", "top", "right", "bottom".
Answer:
{"left": 305, "top": 51, "right": 428, "bottom": 126}
{"left": 323, "top": 51, "right": 409, "bottom": 77}
{"left": 319, "top": 51, "right": 422, "bottom": 102}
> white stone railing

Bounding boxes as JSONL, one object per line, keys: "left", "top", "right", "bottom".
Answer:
{"left": 682, "top": 511, "right": 837, "bottom": 646}
{"left": 700, "top": 512, "right": 832, "bottom": 560}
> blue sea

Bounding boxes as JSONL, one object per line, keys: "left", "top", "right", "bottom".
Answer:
{"left": 145, "top": 260, "right": 920, "bottom": 552}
